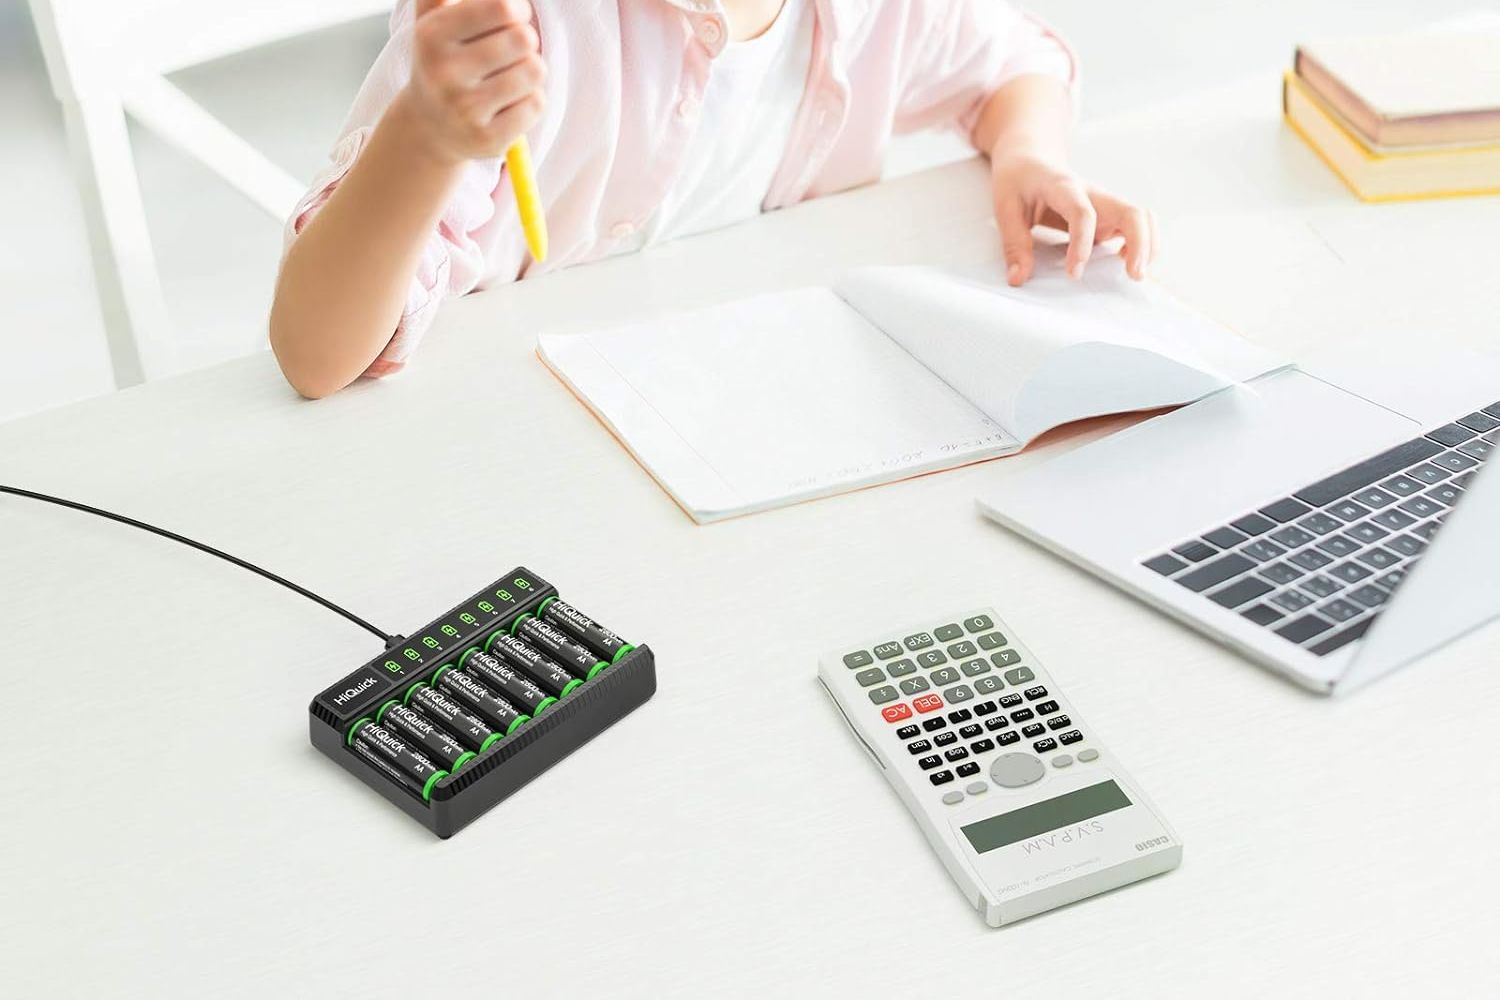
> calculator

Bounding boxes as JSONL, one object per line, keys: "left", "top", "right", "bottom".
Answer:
{"left": 818, "top": 608, "right": 1181, "bottom": 926}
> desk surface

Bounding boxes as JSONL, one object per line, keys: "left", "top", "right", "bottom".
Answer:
{"left": 4, "top": 75, "right": 1497, "bottom": 998}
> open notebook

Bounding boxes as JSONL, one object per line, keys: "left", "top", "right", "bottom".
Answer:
{"left": 539, "top": 252, "right": 1288, "bottom": 523}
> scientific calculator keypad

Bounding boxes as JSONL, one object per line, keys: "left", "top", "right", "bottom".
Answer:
{"left": 836, "top": 612, "right": 1095, "bottom": 804}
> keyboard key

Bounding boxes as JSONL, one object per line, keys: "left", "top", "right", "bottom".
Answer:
{"left": 1009, "top": 708, "right": 1035, "bottom": 724}
{"left": 1486, "top": 401, "right": 1500, "bottom": 417}
{"left": 1458, "top": 438, "right": 1494, "bottom": 461}
{"left": 1348, "top": 585, "right": 1389, "bottom": 609}
{"left": 896, "top": 724, "right": 920, "bottom": 740}
{"left": 1380, "top": 474, "right": 1423, "bottom": 497}
{"left": 1298, "top": 512, "right": 1344, "bottom": 535}
{"left": 1259, "top": 561, "right": 1304, "bottom": 585}
{"left": 959, "top": 658, "right": 990, "bottom": 677}
{"left": 946, "top": 640, "right": 977, "bottom": 659}
{"left": 976, "top": 632, "right": 1008, "bottom": 650}
{"left": 962, "top": 615, "right": 993, "bottom": 633}
{"left": 1407, "top": 463, "right": 1450, "bottom": 485}
{"left": 887, "top": 658, "right": 917, "bottom": 677}
{"left": 931, "top": 667, "right": 959, "bottom": 686}
{"left": 1241, "top": 603, "right": 1285, "bottom": 626}
{"left": 943, "top": 685, "right": 974, "bottom": 703}
{"left": 1412, "top": 520, "right": 1442, "bottom": 542}
{"left": 1320, "top": 598, "right": 1364, "bottom": 623}
{"left": 944, "top": 747, "right": 970, "bottom": 763}
{"left": 1316, "top": 535, "right": 1361, "bottom": 557}
{"left": 913, "top": 694, "right": 944, "bottom": 714}
{"left": 934, "top": 624, "right": 963, "bottom": 641}
{"left": 1035, "top": 700, "right": 1060, "bottom": 715}
{"left": 999, "top": 693, "right": 1023, "bottom": 708}
{"left": 1269, "top": 525, "right": 1315, "bottom": 548}
{"left": 1329, "top": 561, "right": 1373, "bottom": 584}
{"left": 929, "top": 770, "right": 955, "bottom": 786}
{"left": 1299, "top": 575, "right": 1342, "bottom": 598}
{"left": 1427, "top": 423, "right": 1477, "bottom": 446}
{"left": 1203, "top": 526, "right": 1247, "bottom": 549}
{"left": 922, "top": 717, "right": 948, "bottom": 732}
{"left": 903, "top": 632, "right": 934, "bottom": 651}
{"left": 1230, "top": 512, "right": 1276, "bottom": 536}
{"left": 1295, "top": 437, "right": 1441, "bottom": 506}
{"left": 1046, "top": 714, "right": 1072, "bottom": 731}
{"left": 855, "top": 668, "right": 886, "bottom": 687}
{"left": 1271, "top": 589, "right": 1315, "bottom": 612}
{"left": 1307, "top": 616, "right": 1375, "bottom": 656}
{"left": 1345, "top": 521, "right": 1389, "bottom": 544}
{"left": 1387, "top": 534, "right": 1425, "bottom": 557}
{"left": 873, "top": 641, "right": 902, "bottom": 660}
{"left": 1023, "top": 685, "right": 1048, "bottom": 701}
{"left": 1021, "top": 723, "right": 1046, "bottom": 738}
{"left": 956, "top": 762, "right": 981, "bottom": 778}
{"left": 947, "top": 709, "right": 973, "bottom": 723}
{"left": 1209, "top": 576, "right": 1274, "bottom": 609}
{"left": 843, "top": 650, "right": 873, "bottom": 668}
{"left": 1355, "top": 547, "right": 1400, "bottom": 571}
{"left": 1399, "top": 496, "right": 1444, "bottom": 519}
{"left": 1173, "top": 540, "right": 1218, "bottom": 562}
{"left": 883, "top": 704, "right": 914, "bottom": 724}
{"left": 1371, "top": 508, "right": 1416, "bottom": 530}
{"left": 917, "top": 650, "right": 947, "bottom": 669}
{"left": 1241, "top": 539, "right": 1287, "bottom": 562}
{"left": 868, "top": 685, "right": 899, "bottom": 704}
{"left": 1326, "top": 499, "right": 1371, "bottom": 522}
{"left": 1350, "top": 486, "right": 1397, "bottom": 509}
{"left": 969, "top": 738, "right": 995, "bottom": 754}
{"left": 1275, "top": 614, "right": 1334, "bottom": 644}
{"left": 985, "top": 717, "right": 1011, "bottom": 734}
{"left": 995, "top": 730, "right": 1020, "bottom": 746}
{"left": 958, "top": 723, "right": 981, "bottom": 739}
{"left": 899, "top": 677, "right": 930, "bottom": 695}
{"left": 1289, "top": 548, "right": 1334, "bottom": 571}
{"left": 1261, "top": 497, "right": 1312, "bottom": 522}
{"left": 1458, "top": 410, "right": 1500, "bottom": 432}
{"left": 1374, "top": 569, "right": 1408, "bottom": 591}
{"left": 1057, "top": 730, "right": 1084, "bottom": 746}
{"left": 972, "top": 701, "right": 996, "bottom": 717}
{"left": 1002, "top": 666, "right": 1035, "bottom": 685}
{"left": 918, "top": 754, "right": 944, "bottom": 771}
{"left": 990, "top": 648, "right": 1022, "bottom": 668}
{"left": 1176, "top": 552, "right": 1256, "bottom": 592}
{"left": 907, "top": 739, "right": 933, "bottom": 755}
{"left": 1433, "top": 451, "right": 1478, "bottom": 473}
{"left": 1426, "top": 483, "right": 1463, "bottom": 507}
{"left": 934, "top": 731, "right": 958, "bottom": 747}
{"left": 973, "top": 676, "right": 1003, "bottom": 695}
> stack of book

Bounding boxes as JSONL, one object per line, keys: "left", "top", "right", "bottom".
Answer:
{"left": 1283, "top": 23, "right": 1500, "bottom": 201}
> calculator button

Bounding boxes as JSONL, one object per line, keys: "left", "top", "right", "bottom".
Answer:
{"left": 998, "top": 693, "right": 1023, "bottom": 708}
{"left": 1032, "top": 738, "right": 1058, "bottom": 753}
{"left": 1009, "top": 708, "right": 1035, "bottom": 723}
{"left": 1046, "top": 715, "right": 1072, "bottom": 731}
{"left": 1077, "top": 748, "right": 1099, "bottom": 762}
{"left": 1023, "top": 685, "right": 1048, "bottom": 701}
{"left": 959, "top": 658, "right": 990, "bottom": 677}
{"left": 898, "top": 677, "right": 930, "bottom": 696}
{"left": 990, "top": 752, "right": 1045, "bottom": 788}
{"left": 930, "top": 667, "right": 960, "bottom": 686}
{"left": 868, "top": 686, "right": 899, "bottom": 705}
{"left": 1021, "top": 723, "right": 1045, "bottom": 738}
{"left": 973, "top": 676, "right": 1003, "bottom": 695}
{"left": 990, "top": 649, "right": 1022, "bottom": 668}
{"left": 1035, "top": 700, "right": 1060, "bottom": 716}
{"left": 984, "top": 717, "right": 1010, "bottom": 732}
{"left": 933, "top": 732, "right": 958, "bottom": 748}
{"left": 917, "top": 650, "right": 948, "bottom": 669}
{"left": 965, "top": 781, "right": 988, "bottom": 795}
{"left": 881, "top": 703, "right": 913, "bottom": 724}
{"left": 929, "top": 770, "right": 955, "bottom": 786}
{"left": 1003, "top": 666, "right": 1035, "bottom": 685}
{"left": 941, "top": 790, "right": 964, "bottom": 805}
{"left": 918, "top": 755, "right": 943, "bottom": 771}
{"left": 977, "top": 632, "right": 1008, "bottom": 650}
{"left": 886, "top": 658, "right": 917, "bottom": 678}
{"left": 973, "top": 701, "right": 997, "bottom": 717}
{"left": 906, "top": 739, "right": 932, "bottom": 755}
{"left": 854, "top": 668, "right": 885, "bottom": 687}
{"left": 947, "top": 709, "right": 972, "bottom": 724}
{"left": 943, "top": 685, "right": 974, "bottom": 703}
{"left": 921, "top": 717, "right": 947, "bottom": 732}
{"left": 1058, "top": 730, "right": 1084, "bottom": 746}
{"left": 944, "top": 748, "right": 970, "bottom": 763}
{"left": 912, "top": 694, "right": 944, "bottom": 714}
{"left": 963, "top": 615, "right": 994, "bottom": 633}
{"left": 895, "top": 724, "right": 919, "bottom": 739}
{"left": 956, "top": 763, "right": 981, "bottom": 779}
{"left": 995, "top": 731, "right": 1020, "bottom": 746}
{"left": 842, "top": 650, "right": 873, "bottom": 669}
{"left": 946, "top": 640, "right": 977, "bottom": 659}
{"left": 934, "top": 624, "right": 963, "bottom": 642}
{"left": 872, "top": 641, "right": 902, "bottom": 660}
{"left": 958, "top": 724, "right": 982, "bottom": 739}
{"left": 903, "top": 632, "right": 934, "bottom": 651}
{"left": 1052, "top": 754, "right": 1074, "bottom": 768}
{"left": 970, "top": 738, "right": 995, "bottom": 754}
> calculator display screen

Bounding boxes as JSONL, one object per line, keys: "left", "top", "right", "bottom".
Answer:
{"left": 960, "top": 780, "right": 1132, "bottom": 855}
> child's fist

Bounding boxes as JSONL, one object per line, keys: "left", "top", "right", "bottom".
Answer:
{"left": 405, "top": 0, "right": 545, "bottom": 163}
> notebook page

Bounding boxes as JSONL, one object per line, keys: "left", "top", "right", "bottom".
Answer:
{"left": 834, "top": 251, "right": 1284, "bottom": 442}
{"left": 537, "top": 288, "right": 1019, "bottom": 522}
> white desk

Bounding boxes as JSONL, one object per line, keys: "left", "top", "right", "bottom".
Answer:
{"left": 4, "top": 76, "right": 1497, "bottom": 998}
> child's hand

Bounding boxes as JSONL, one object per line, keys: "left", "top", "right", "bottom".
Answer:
{"left": 403, "top": 0, "right": 546, "bottom": 164}
{"left": 990, "top": 150, "right": 1156, "bottom": 287}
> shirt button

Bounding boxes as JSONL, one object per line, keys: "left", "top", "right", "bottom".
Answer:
{"left": 697, "top": 18, "right": 723, "bottom": 47}
{"left": 676, "top": 96, "right": 701, "bottom": 122}
{"left": 610, "top": 221, "right": 636, "bottom": 239}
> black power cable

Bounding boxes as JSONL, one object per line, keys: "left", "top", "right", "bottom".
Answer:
{"left": 1, "top": 484, "right": 398, "bottom": 646}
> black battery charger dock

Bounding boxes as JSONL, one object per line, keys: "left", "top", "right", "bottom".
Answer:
{"left": 308, "top": 567, "right": 656, "bottom": 837}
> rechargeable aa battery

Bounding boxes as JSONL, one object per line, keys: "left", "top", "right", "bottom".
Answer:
{"left": 459, "top": 648, "right": 557, "bottom": 715}
{"left": 377, "top": 699, "right": 477, "bottom": 772}
{"left": 538, "top": 597, "right": 635, "bottom": 664}
{"left": 406, "top": 682, "right": 505, "bottom": 752}
{"left": 512, "top": 614, "right": 609, "bottom": 680}
{"left": 348, "top": 719, "right": 449, "bottom": 802}
{"left": 435, "top": 665, "right": 531, "bottom": 736}
{"left": 484, "top": 630, "right": 583, "bottom": 698}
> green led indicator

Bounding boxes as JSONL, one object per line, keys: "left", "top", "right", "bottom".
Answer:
{"left": 383, "top": 659, "right": 401, "bottom": 674}
{"left": 496, "top": 588, "right": 512, "bottom": 602}
{"left": 477, "top": 600, "right": 495, "bottom": 614}
{"left": 441, "top": 624, "right": 459, "bottom": 638}
{"left": 460, "top": 612, "right": 478, "bottom": 626}
{"left": 514, "top": 577, "right": 532, "bottom": 590}
{"left": 403, "top": 648, "right": 421, "bottom": 661}
{"left": 421, "top": 636, "right": 440, "bottom": 650}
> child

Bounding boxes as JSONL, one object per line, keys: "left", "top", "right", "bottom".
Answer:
{"left": 271, "top": 0, "right": 1154, "bottom": 398}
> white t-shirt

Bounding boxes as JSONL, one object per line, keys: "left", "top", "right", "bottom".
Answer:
{"left": 644, "top": 0, "right": 815, "bottom": 245}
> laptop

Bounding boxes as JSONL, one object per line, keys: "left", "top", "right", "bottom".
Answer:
{"left": 976, "top": 362, "right": 1500, "bottom": 694}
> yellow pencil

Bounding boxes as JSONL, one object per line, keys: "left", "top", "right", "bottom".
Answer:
{"left": 506, "top": 136, "right": 547, "bottom": 263}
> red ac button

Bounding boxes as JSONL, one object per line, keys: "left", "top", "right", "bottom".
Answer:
{"left": 880, "top": 703, "right": 912, "bottom": 723}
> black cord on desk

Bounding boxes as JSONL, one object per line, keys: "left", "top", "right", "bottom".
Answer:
{"left": 1, "top": 484, "right": 399, "bottom": 646}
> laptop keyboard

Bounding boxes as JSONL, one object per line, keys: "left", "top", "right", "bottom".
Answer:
{"left": 1141, "top": 403, "right": 1500, "bottom": 657}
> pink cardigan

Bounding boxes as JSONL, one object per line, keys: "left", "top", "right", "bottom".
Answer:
{"left": 286, "top": 0, "right": 1076, "bottom": 376}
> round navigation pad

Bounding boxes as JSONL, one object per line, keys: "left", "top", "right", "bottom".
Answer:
{"left": 990, "top": 752, "right": 1044, "bottom": 788}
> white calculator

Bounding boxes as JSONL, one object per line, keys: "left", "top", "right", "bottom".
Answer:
{"left": 818, "top": 608, "right": 1182, "bottom": 926}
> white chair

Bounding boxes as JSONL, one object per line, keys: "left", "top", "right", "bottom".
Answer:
{"left": 27, "top": 0, "right": 392, "bottom": 388}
